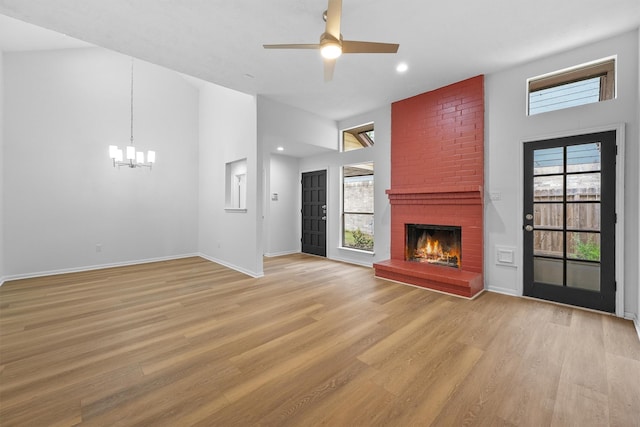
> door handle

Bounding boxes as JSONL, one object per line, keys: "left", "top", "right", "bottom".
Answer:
{"left": 321, "top": 216, "right": 327, "bottom": 220}
{"left": 524, "top": 225, "right": 533, "bottom": 232}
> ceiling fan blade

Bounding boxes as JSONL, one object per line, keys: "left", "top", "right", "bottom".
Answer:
{"left": 325, "top": 0, "right": 342, "bottom": 40}
{"left": 342, "top": 40, "right": 399, "bottom": 54}
{"left": 324, "top": 58, "right": 336, "bottom": 82}
{"left": 263, "top": 43, "right": 320, "bottom": 50}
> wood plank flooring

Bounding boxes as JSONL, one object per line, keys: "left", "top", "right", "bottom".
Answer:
{"left": 1, "top": 254, "right": 639, "bottom": 426}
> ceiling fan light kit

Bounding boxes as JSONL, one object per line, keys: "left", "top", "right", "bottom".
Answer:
{"left": 320, "top": 33, "right": 342, "bottom": 59}
{"left": 263, "top": 0, "right": 399, "bottom": 81}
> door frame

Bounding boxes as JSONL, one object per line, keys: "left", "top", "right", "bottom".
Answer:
{"left": 518, "top": 123, "right": 625, "bottom": 317}
{"left": 299, "top": 167, "right": 330, "bottom": 256}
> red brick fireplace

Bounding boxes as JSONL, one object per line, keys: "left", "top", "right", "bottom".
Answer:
{"left": 374, "top": 75, "right": 484, "bottom": 298}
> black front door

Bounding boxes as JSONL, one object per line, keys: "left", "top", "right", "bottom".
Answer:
{"left": 523, "top": 131, "right": 616, "bottom": 312}
{"left": 301, "top": 170, "right": 327, "bottom": 257}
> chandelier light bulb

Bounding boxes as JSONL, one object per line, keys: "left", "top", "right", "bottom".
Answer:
{"left": 126, "top": 145, "right": 136, "bottom": 160}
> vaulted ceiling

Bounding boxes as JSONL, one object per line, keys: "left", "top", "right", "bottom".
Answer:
{"left": 0, "top": 0, "right": 638, "bottom": 121}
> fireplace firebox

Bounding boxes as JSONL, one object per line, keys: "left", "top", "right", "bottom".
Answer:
{"left": 405, "top": 224, "right": 461, "bottom": 268}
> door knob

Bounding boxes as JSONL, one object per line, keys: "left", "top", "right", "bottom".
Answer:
{"left": 525, "top": 213, "right": 533, "bottom": 220}
{"left": 524, "top": 225, "right": 533, "bottom": 232}
{"left": 321, "top": 216, "right": 327, "bottom": 220}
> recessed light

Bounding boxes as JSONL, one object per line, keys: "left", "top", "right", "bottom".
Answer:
{"left": 396, "top": 62, "right": 408, "bottom": 73}
{"left": 277, "top": 146, "right": 284, "bottom": 151}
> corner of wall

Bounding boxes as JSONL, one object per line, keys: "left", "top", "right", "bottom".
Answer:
{"left": 197, "top": 82, "right": 262, "bottom": 277}
{"left": 0, "top": 50, "right": 5, "bottom": 284}
{"left": 637, "top": 26, "right": 640, "bottom": 330}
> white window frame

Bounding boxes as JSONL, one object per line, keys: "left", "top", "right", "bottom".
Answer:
{"left": 341, "top": 162, "right": 375, "bottom": 253}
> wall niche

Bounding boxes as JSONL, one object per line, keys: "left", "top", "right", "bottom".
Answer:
{"left": 225, "top": 158, "right": 247, "bottom": 212}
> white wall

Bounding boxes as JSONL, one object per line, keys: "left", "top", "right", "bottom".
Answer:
{"left": 637, "top": 29, "right": 640, "bottom": 327}
{"left": 198, "top": 82, "right": 262, "bottom": 277}
{"left": 265, "top": 153, "right": 300, "bottom": 256}
{"left": 258, "top": 96, "right": 338, "bottom": 153}
{"left": 0, "top": 51, "right": 4, "bottom": 283}
{"left": 3, "top": 48, "right": 199, "bottom": 278}
{"left": 300, "top": 106, "right": 392, "bottom": 267}
{"left": 485, "top": 30, "right": 640, "bottom": 318}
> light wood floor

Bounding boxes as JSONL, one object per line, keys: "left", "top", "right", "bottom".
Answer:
{"left": 1, "top": 254, "right": 639, "bottom": 426}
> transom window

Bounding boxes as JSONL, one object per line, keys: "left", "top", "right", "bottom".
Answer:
{"left": 527, "top": 58, "right": 615, "bottom": 115}
{"left": 342, "top": 123, "right": 374, "bottom": 151}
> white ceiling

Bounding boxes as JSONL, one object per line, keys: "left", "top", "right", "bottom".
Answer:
{"left": 0, "top": 0, "right": 639, "bottom": 122}
{"left": 0, "top": 13, "right": 91, "bottom": 51}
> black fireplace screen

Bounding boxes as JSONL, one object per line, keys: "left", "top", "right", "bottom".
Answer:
{"left": 405, "top": 224, "right": 461, "bottom": 268}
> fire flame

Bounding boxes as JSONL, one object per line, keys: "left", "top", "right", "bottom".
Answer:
{"left": 413, "top": 233, "right": 460, "bottom": 267}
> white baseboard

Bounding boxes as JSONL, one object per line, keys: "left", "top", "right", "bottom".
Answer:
{"left": 331, "top": 256, "right": 373, "bottom": 268}
{"left": 198, "top": 253, "right": 264, "bottom": 278}
{"left": 264, "top": 250, "right": 299, "bottom": 258}
{"left": 1, "top": 253, "right": 200, "bottom": 283}
{"left": 1, "top": 253, "right": 266, "bottom": 284}
{"left": 626, "top": 313, "right": 640, "bottom": 342}
{"left": 486, "top": 285, "right": 519, "bottom": 297}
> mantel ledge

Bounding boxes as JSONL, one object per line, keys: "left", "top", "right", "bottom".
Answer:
{"left": 385, "top": 185, "right": 483, "bottom": 198}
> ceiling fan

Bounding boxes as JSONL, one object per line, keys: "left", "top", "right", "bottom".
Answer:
{"left": 263, "top": 0, "right": 399, "bottom": 81}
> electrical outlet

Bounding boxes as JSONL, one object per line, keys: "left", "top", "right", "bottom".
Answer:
{"left": 96, "top": 243, "right": 102, "bottom": 253}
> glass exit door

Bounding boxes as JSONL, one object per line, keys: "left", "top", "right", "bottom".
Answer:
{"left": 523, "top": 131, "right": 616, "bottom": 312}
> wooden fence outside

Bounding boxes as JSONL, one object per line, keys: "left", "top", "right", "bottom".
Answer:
{"left": 533, "top": 188, "right": 600, "bottom": 259}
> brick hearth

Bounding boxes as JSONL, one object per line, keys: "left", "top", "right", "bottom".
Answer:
{"left": 374, "top": 75, "right": 484, "bottom": 298}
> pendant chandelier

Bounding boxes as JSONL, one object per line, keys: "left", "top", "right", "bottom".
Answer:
{"left": 109, "top": 59, "right": 156, "bottom": 169}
